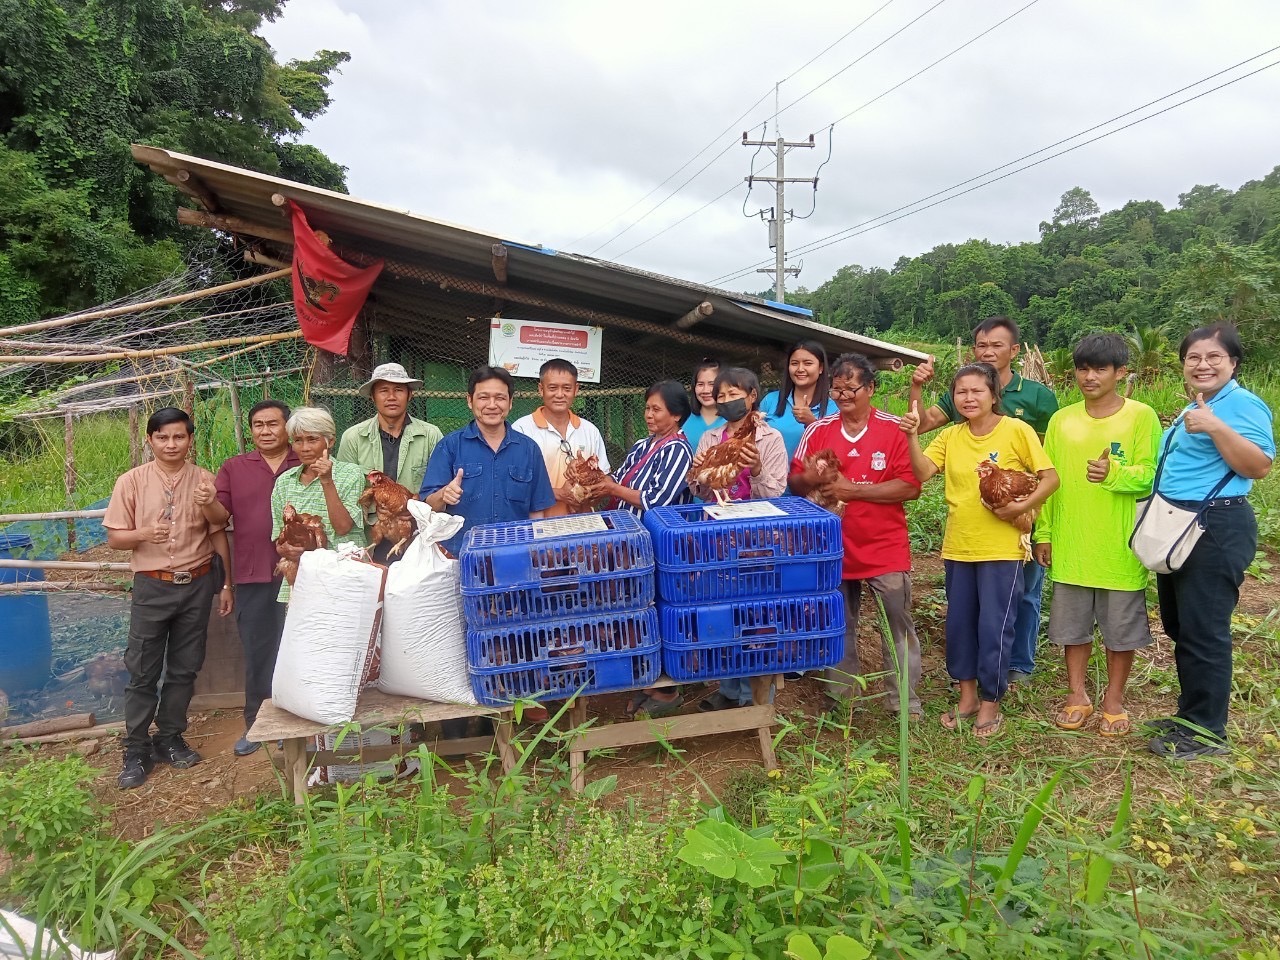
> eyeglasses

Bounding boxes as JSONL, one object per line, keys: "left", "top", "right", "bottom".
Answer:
{"left": 1183, "top": 352, "right": 1231, "bottom": 367}
{"left": 559, "top": 439, "right": 574, "bottom": 461}
{"left": 829, "top": 384, "right": 866, "bottom": 400}
{"left": 160, "top": 486, "right": 174, "bottom": 522}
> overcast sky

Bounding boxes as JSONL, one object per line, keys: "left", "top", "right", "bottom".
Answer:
{"left": 262, "top": 0, "right": 1280, "bottom": 297}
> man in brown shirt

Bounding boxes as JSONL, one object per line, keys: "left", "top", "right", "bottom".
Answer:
{"left": 104, "top": 407, "right": 233, "bottom": 790}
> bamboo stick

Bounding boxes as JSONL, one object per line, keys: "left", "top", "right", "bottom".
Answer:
{"left": 0, "top": 721, "right": 126, "bottom": 747}
{"left": 0, "top": 329, "right": 303, "bottom": 364}
{"left": 228, "top": 380, "right": 245, "bottom": 453}
{"left": 0, "top": 509, "right": 106, "bottom": 522}
{"left": 176, "top": 207, "right": 294, "bottom": 245}
{"left": 0, "top": 268, "right": 293, "bottom": 337}
{"left": 0, "top": 559, "right": 133, "bottom": 572}
{"left": 64, "top": 411, "right": 77, "bottom": 553}
{"left": 129, "top": 403, "right": 141, "bottom": 466}
{"left": 0, "top": 582, "right": 130, "bottom": 594}
{"left": 1, "top": 713, "right": 96, "bottom": 739}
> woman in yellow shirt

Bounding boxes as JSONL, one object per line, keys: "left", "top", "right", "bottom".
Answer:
{"left": 900, "top": 363, "right": 1058, "bottom": 738}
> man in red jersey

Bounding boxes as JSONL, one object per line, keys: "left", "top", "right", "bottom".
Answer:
{"left": 790, "top": 352, "right": 923, "bottom": 717}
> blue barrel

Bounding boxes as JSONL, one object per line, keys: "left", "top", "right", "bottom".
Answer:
{"left": 0, "top": 534, "right": 52, "bottom": 693}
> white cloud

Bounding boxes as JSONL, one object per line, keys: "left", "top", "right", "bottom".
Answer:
{"left": 263, "top": 0, "right": 1280, "bottom": 295}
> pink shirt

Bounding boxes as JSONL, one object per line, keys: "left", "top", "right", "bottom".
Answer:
{"left": 104, "top": 462, "right": 225, "bottom": 573}
{"left": 215, "top": 448, "right": 301, "bottom": 584}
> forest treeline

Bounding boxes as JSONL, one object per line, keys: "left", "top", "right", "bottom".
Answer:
{"left": 0, "top": 0, "right": 348, "bottom": 325}
{"left": 783, "top": 174, "right": 1280, "bottom": 363}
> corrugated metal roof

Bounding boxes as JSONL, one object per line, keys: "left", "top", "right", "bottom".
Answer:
{"left": 132, "top": 144, "right": 927, "bottom": 367}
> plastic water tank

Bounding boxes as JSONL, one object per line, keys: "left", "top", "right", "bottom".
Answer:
{"left": 0, "top": 534, "right": 53, "bottom": 693}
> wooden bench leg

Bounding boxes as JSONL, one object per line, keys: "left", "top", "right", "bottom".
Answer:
{"left": 751, "top": 675, "right": 780, "bottom": 772}
{"left": 568, "top": 697, "right": 588, "bottom": 794}
{"left": 493, "top": 715, "right": 517, "bottom": 774}
{"left": 281, "top": 736, "right": 308, "bottom": 804}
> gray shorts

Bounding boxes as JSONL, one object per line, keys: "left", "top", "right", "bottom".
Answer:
{"left": 1047, "top": 583, "right": 1152, "bottom": 652}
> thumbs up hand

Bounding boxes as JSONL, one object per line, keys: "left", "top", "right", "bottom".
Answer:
{"left": 899, "top": 400, "right": 921, "bottom": 437}
{"left": 1086, "top": 446, "right": 1111, "bottom": 484}
{"left": 1183, "top": 391, "right": 1220, "bottom": 435}
{"left": 193, "top": 476, "right": 216, "bottom": 506}
{"left": 313, "top": 443, "right": 334, "bottom": 483}
{"left": 440, "top": 468, "right": 465, "bottom": 506}
{"left": 911, "top": 356, "right": 936, "bottom": 387}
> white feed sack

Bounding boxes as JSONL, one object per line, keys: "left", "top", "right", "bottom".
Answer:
{"left": 273, "top": 544, "right": 387, "bottom": 725}
{"left": 378, "top": 501, "right": 477, "bottom": 705}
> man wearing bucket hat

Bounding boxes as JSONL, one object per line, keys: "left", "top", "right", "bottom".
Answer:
{"left": 337, "top": 363, "right": 443, "bottom": 545}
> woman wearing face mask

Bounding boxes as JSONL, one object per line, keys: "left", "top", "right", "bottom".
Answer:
{"left": 688, "top": 368, "right": 788, "bottom": 711}
{"left": 761, "top": 340, "right": 837, "bottom": 462}
{"left": 683, "top": 359, "right": 725, "bottom": 450}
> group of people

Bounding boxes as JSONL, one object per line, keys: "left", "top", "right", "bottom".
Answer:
{"left": 101, "top": 319, "right": 1273, "bottom": 790}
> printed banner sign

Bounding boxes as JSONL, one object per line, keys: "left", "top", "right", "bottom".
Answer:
{"left": 488, "top": 318, "right": 603, "bottom": 382}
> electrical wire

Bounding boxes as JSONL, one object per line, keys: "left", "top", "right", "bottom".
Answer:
{"left": 707, "top": 52, "right": 1280, "bottom": 286}
{"left": 741, "top": 122, "right": 770, "bottom": 218}
{"left": 571, "top": 1, "right": 903, "bottom": 253}
{"left": 793, "top": 125, "right": 835, "bottom": 220}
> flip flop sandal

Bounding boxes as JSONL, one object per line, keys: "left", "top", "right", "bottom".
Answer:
{"left": 975, "top": 714, "right": 1005, "bottom": 739}
{"left": 1098, "top": 710, "right": 1131, "bottom": 737}
{"left": 1053, "top": 702, "right": 1095, "bottom": 730}
{"left": 941, "top": 709, "right": 979, "bottom": 730}
{"left": 629, "top": 692, "right": 685, "bottom": 719}
{"left": 624, "top": 692, "right": 649, "bottom": 720}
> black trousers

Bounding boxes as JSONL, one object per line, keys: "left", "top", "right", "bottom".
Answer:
{"left": 1155, "top": 501, "right": 1256, "bottom": 741}
{"left": 235, "top": 581, "right": 287, "bottom": 727}
{"left": 123, "top": 571, "right": 217, "bottom": 753}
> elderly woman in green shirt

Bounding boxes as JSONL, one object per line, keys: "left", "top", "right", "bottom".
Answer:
{"left": 270, "top": 406, "right": 367, "bottom": 601}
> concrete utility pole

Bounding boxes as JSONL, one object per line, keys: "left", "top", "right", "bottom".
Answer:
{"left": 742, "top": 133, "right": 816, "bottom": 304}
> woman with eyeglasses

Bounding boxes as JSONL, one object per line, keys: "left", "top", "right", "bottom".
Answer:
{"left": 1145, "top": 324, "right": 1274, "bottom": 761}
{"left": 683, "top": 358, "right": 725, "bottom": 451}
{"left": 761, "top": 340, "right": 838, "bottom": 462}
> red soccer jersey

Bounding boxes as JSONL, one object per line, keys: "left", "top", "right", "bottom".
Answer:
{"left": 792, "top": 409, "right": 919, "bottom": 580}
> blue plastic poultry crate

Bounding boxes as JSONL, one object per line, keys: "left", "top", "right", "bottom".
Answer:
{"left": 468, "top": 606, "right": 660, "bottom": 671}
{"left": 658, "top": 592, "right": 845, "bottom": 647}
{"left": 470, "top": 644, "right": 662, "bottom": 708}
{"left": 661, "top": 629, "right": 844, "bottom": 682}
{"left": 460, "top": 510, "right": 655, "bottom": 627}
{"left": 642, "top": 497, "right": 841, "bottom": 603}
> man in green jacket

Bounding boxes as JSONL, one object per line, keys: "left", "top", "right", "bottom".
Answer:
{"left": 337, "top": 363, "right": 443, "bottom": 553}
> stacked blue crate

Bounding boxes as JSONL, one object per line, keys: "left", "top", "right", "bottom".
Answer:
{"left": 643, "top": 497, "right": 846, "bottom": 681}
{"left": 460, "top": 510, "right": 660, "bottom": 704}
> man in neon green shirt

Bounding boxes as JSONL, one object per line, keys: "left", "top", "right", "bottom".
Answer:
{"left": 1033, "top": 333, "right": 1161, "bottom": 737}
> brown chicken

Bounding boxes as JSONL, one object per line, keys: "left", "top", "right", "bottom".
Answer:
{"left": 798, "top": 448, "right": 845, "bottom": 516}
{"left": 687, "top": 412, "right": 762, "bottom": 506}
{"left": 275, "top": 503, "right": 328, "bottom": 585}
{"left": 563, "top": 451, "right": 610, "bottom": 513}
{"left": 975, "top": 460, "right": 1040, "bottom": 558}
{"left": 358, "top": 470, "right": 418, "bottom": 558}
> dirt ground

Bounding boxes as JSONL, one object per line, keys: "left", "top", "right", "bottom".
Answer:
{"left": 25, "top": 549, "right": 1280, "bottom": 842}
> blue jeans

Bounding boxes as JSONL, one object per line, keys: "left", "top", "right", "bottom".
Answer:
{"left": 1009, "top": 560, "right": 1046, "bottom": 676}
{"left": 717, "top": 676, "right": 774, "bottom": 706}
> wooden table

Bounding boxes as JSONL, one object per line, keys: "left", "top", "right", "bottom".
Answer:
{"left": 565, "top": 674, "right": 780, "bottom": 793}
{"left": 247, "top": 689, "right": 515, "bottom": 803}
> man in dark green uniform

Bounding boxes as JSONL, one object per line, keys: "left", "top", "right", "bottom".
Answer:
{"left": 908, "top": 316, "right": 1058, "bottom": 684}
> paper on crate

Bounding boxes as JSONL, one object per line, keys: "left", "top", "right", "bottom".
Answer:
{"left": 272, "top": 545, "right": 386, "bottom": 725}
{"left": 378, "top": 501, "right": 476, "bottom": 704}
{"left": 701, "top": 500, "right": 788, "bottom": 520}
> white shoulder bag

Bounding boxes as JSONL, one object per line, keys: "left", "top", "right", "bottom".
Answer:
{"left": 1129, "top": 423, "right": 1234, "bottom": 575}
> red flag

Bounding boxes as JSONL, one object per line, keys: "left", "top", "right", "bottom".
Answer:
{"left": 289, "top": 201, "right": 384, "bottom": 355}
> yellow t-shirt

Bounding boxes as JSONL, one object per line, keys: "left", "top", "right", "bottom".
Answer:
{"left": 923, "top": 416, "right": 1054, "bottom": 562}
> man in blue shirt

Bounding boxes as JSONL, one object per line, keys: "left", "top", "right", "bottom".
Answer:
{"left": 420, "top": 366, "right": 556, "bottom": 554}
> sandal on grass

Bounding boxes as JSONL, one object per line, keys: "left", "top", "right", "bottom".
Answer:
{"left": 1099, "top": 710, "right": 1131, "bottom": 737}
{"left": 940, "top": 708, "right": 979, "bottom": 731}
{"left": 975, "top": 714, "right": 1004, "bottom": 739}
{"left": 626, "top": 692, "right": 684, "bottom": 719}
{"left": 1053, "top": 702, "right": 1094, "bottom": 731}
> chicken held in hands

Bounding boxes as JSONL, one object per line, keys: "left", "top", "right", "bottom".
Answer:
{"left": 563, "top": 451, "right": 610, "bottom": 513}
{"left": 975, "top": 459, "right": 1040, "bottom": 558}
{"left": 687, "top": 412, "right": 762, "bottom": 506}
{"left": 797, "top": 448, "right": 845, "bottom": 516}
{"left": 358, "top": 470, "right": 418, "bottom": 559}
{"left": 274, "top": 503, "right": 328, "bottom": 585}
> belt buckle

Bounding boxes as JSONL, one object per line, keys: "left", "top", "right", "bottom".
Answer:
{"left": 172, "top": 571, "right": 193, "bottom": 585}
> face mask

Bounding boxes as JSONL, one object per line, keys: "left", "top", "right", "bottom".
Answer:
{"left": 717, "top": 398, "right": 749, "bottom": 422}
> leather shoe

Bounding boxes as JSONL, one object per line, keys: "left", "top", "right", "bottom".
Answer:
{"left": 153, "top": 735, "right": 202, "bottom": 769}
{"left": 234, "top": 735, "right": 261, "bottom": 757}
{"left": 117, "top": 750, "right": 155, "bottom": 790}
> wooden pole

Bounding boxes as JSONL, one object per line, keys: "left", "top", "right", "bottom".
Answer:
{"left": 183, "top": 372, "right": 196, "bottom": 462}
{"left": 0, "top": 721, "right": 126, "bottom": 747}
{"left": 129, "top": 403, "right": 141, "bottom": 467}
{"left": 0, "top": 268, "right": 292, "bottom": 338}
{"left": 674, "top": 302, "right": 714, "bottom": 330}
{"left": 0, "top": 509, "right": 106, "bottom": 523}
{"left": 0, "top": 559, "right": 133, "bottom": 571}
{"left": 64, "top": 411, "right": 77, "bottom": 553}
{"left": 176, "top": 207, "right": 294, "bottom": 245}
{"left": 0, "top": 329, "right": 303, "bottom": 364}
{"left": 0, "top": 582, "right": 130, "bottom": 594}
{"left": 228, "top": 381, "right": 245, "bottom": 454}
{"left": 1, "top": 713, "right": 96, "bottom": 739}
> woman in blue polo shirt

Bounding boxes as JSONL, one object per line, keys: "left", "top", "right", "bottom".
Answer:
{"left": 1148, "top": 324, "right": 1274, "bottom": 761}
{"left": 760, "top": 340, "right": 838, "bottom": 461}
